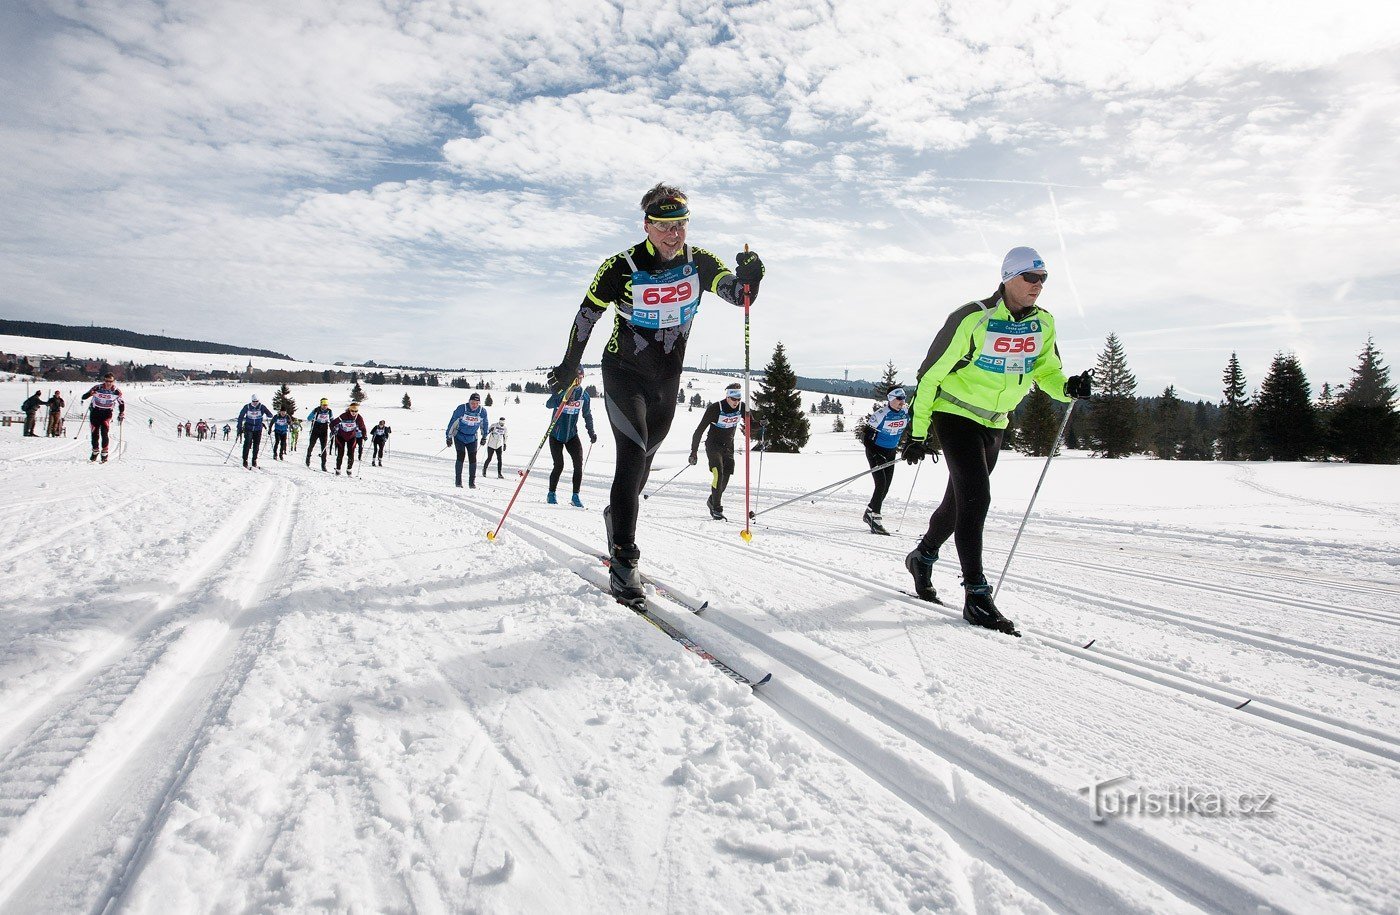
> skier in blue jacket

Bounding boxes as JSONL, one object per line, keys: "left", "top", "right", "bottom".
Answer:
{"left": 861, "top": 387, "right": 912, "bottom": 535}
{"left": 446, "top": 392, "right": 489, "bottom": 488}
{"left": 305, "top": 398, "right": 334, "bottom": 470}
{"left": 545, "top": 370, "right": 596, "bottom": 507}
{"left": 271, "top": 411, "right": 291, "bottom": 460}
{"left": 237, "top": 395, "right": 273, "bottom": 469}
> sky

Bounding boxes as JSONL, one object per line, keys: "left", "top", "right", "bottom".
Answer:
{"left": 2, "top": 0, "right": 1399, "bottom": 400}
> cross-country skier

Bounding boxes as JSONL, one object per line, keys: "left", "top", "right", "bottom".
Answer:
{"left": 481, "top": 417, "right": 507, "bottom": 478}
{"left": 902, "top": 246, "right": 1092, "bottom": 636}
{"left": 446, "top": 392, "right": 488, "bottom": 488}
{"left": 861, "top": 388, "right": 912, "bottom": 535}
{"left": 80, "top": 373, "right": 124, "bottom": 462}
{"left": 689, "top": 382, "right": 747, "bottom": 520}
{"left": 183, "top": 421, "right": 191, "bottom": 437}
{"left": 289, "top": 418, "right": 300, "bottom": 451}
{"left": 226, "top": 424, "right": 234, "bottom": 441}
{"left": 332, "top": 403, "right": 367, "bottom": 476}
{"left": 545, "top": 370, "right": 596, "bottom": 507}
{"left": 237, "top": 395, "right": 272, "bottom": 468}
{"left": 369, "top": 420, "right": 390, "bottom": 466}
{"left": 271, "top": 411, "right": 291, "bottom": 460}
{"left": 546, "top": 183, "right": 764, "bottom": 604}
{"left": 46, "top": 390, "right": 65, "bottom": 437}
{"left": 305, "top": 398, "right": 334, "bottom": 471}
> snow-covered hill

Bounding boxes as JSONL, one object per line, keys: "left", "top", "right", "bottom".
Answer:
{"left": 0, "top": 378, "right": 1397, "bottom": 913}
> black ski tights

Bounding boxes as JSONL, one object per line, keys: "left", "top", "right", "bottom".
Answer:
{"left": 865, "top": 442, "right": 897, "bottom": 513}
{"left": 549, "top": 435, "right": 584, "bottom": 493}
{"left": 603, "top": 364, "right": 678, "bottom": 547}
{"left": 917, "top": 412, "right": 1004, "bottom": 585}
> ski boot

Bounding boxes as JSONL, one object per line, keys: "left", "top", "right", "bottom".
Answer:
{"left": 547, "top": 491, "right": 558, "bottom": 504}
{"left": 904, "top": 549, "right": 938, "bottom": 602}
{"left": 90, "top": 450, "right": 99, "bottom": 462}
{"left": 571, "top": 493, "right": 584, "bottom": 508}
{"left": 963, "top": 580, "right": 1020, "bottom": 637}
{"left": 100, "top": 451, "right": 109, "bottom": 463}
{"left": 608, "top": 542, "right": 646, "bottom": 609}
{"left": 707, "top": 492, "right": 726, "bottom": 520}
{"left": 863, "top": 508, "right": 890, "bottom": 535}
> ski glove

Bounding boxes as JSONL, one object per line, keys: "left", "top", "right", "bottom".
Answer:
{"left": 735, "top": 250, "right": 764, "bottom": 296}
{"left": 902, "top": 439, "right": 940, "bottom": 465}
{"left": 1065, "top": 371, "right": 1093, "bottom": 399}
{"left": 547, "top": 362, "right": 578, "bottom": 396}
{"left": 688, "top": 452, "right": 698, "bottom": 465}
{"left": 588, "top": 432, "right": 597, "bottom": 444}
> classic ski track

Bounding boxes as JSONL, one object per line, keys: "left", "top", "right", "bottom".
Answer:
{"left": 0, "top": 479, "right": 278, "bottom": 761}
{"left": 0, "top": 477, "right": 299, "bottom": 913}
{"left": 360, "top": 471, "right": 1244, "bottom": 914}
{"left": 644, "top": 515, "right": 1400, "bottom": 765}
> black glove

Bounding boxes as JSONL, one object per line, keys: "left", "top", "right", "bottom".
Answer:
{"left": 547, "top": 362, "right": 578, "bottom": 395}
{"left": 735, "top": 250, "right": 764, "bottom": 296}
{"left": 1065, "top": 371, "right": 1093, "bottom": 400}
{"left": 688, "top": 452, "right": 698, "bottom": 465}
{"left": 588, "top": 432, "right": 597, "bottom": 444}
{"left": 861, "top": 428, "right": 876, "bottom": 447}
{"left": 902, "top": 439, "right": 940, "bottom": 464}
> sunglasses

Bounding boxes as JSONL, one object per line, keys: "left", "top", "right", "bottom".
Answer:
{"left": 1018, "top": 272, "right": 1048, "bottom": 285}
{"left": 647, "top": 219, "right": 688, "bottom": 234}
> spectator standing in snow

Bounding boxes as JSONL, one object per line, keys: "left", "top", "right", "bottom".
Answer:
{"left": 46, "top": 390, "right": 65, "bottom": 437}
{"left": 21, "top": 391, "right": 43, "bottom": 436}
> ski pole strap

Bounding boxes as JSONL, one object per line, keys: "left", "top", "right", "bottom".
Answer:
{"left": 749, "top": 459, "right": 901, "bottom": 520}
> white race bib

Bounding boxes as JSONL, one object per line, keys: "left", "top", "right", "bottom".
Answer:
{"left": 976, "top": 319, "right": 1044, "bottom": 375}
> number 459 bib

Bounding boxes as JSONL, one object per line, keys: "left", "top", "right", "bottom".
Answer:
{"left": 628, "top": 263, "right": 701, "bottom": 329}
{"left": 976, "top": 319, "right": 1043, "bottom": 375}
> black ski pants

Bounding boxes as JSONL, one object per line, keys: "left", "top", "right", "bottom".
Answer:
{"left": 865, "top": 442, "right": 898, "bottom": 513}
{"left": 335, "top": 437, "right": 357, "bottom": 472}
{"left": 242, "top": 430, "right": 262, "bottom": 466}
{"left": 372, "top": 440, "right": 385, "bottom": 463}
{"left": 454, "top": 440, "right": 477, "bottom": 486}
{"left": 273, "top": 431, "right": 288, "bottom": 459}
{"left": 482, "top": 446, "right": 503, "bottom": 476}
{"left": 917, "top": 412, "right": 1004, "bottom": 586}
{"left": 549, "top": 435, "right": 584, "bottom": 494}
{"left": 705, "top": 438, "right": 735, "bottom": 508}
{"left": 306, "top": 424, "right": 329, "bottom": 468}
{"left": 89, "top": 408, "right": 113, "bottom": 452}
{"left": 603, "top": 364, "right": 679, "bottom": 548}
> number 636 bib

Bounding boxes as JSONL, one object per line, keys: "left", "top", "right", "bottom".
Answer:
{"left": 975, "top": 319, "right": 1044, "bottom": 375}
{"left": 628, "top": 262, "right": 701, "bottom": 330}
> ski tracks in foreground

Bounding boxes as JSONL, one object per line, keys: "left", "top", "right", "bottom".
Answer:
{"left": 0, "top": 476, "right": 301, "bottom": 913}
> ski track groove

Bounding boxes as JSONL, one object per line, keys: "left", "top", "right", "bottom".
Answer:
{"left": 0, "top": 477, "right": 299, "bottom": 913}
{"left": 646, "top": 513, "right": 1400, "bottom": 765}
{"left": 364, "top": 470, "right": 1206, "bottom": 915}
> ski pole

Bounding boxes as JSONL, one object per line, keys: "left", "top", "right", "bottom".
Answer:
{"left": 583, "top": 437, "right": 595, "bottom": 471}
{"left": 487, "top": 379, "right": 579, "bottom": 541}
{"left": 116, "top": 417, "right": 125, "bottom": 461}
{"left": 994, "top": 399, "right": 1077, "bottom": 599}
{"left": 740, "top": 244, "right": 754, "bottom": 543}
{"left": 748, "top": 459, "right": 901, "bottom": 521}
{"left": 894, "top": 462, "right": 921, "bottom": 533}
{"left": 222, "top": 429, "right": 239, "bottom": 464}
{"left": 643, "top": 462, "right": 689, "bottom": 500}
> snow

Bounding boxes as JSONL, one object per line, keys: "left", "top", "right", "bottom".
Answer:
{"left": 0, "top": 374, "right": 1397, "bottom": 914}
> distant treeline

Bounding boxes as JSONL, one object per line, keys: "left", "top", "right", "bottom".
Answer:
{"left": 0, "top": 319, "right": 293, "bottom": 361}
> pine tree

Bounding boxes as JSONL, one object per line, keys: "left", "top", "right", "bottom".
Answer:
{"left": 877, "top": 361, "right": 901, "bottom": 399}
{"left": 1016, "top": 386, "right": 1061, "bottom": 456}
{"left": 1089, "top": 333, "right": 1138, "bottom": 458}
{"left": 1252, "top": 352, "right": 1319, "bottom": 461}
{"left": 485, "top": 393, "right": 494, "bottom": 407}
{"left": 833, "top": 415, "right": 845, "bottom": 433}
{"left": 752, "top": 342, "right": 810, "bottom": 452}
{"left": 402, "top": 393, "right": 412, "bottom": 410}
{"left": 1152, "top": 385, "right": 1185, "bottom": 459}
{"left": 1329, "top": 337, "right": 1399, "bottom": 463}
{"left": 1218, "top": 352, "right": 1250, "bottom": 461}
{"left": 271, "top": 384, "right": 296, "bottom": 419}
{"left": 350, "top": 381, "right": 367, "bottom": 403}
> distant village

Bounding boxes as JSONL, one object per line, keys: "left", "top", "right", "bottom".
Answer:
{"left": 0, "top": 350, "right": 442, "bottom": 386}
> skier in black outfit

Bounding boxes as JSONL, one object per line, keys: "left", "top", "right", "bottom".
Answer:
{"left": 305, "top": 398, "right": 334, "bottom": 471}
{"left": 860, "top": 387, "right": 912, "bottom": 535}
{"left": 80, "top": 373, "right": 124, "bottom": 462}
{"left": 369, "top": 420, "right": 390, "bottom": 466}
{"left": 547, "top": 183, "right": 764, "bottom": 604}
{"left": 689, "top": 382, "right": 746, "bottom": 520}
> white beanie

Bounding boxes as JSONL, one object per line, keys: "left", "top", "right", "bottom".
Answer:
{"left": 1001, "top": 246, "right": 1047, "bottom": 282}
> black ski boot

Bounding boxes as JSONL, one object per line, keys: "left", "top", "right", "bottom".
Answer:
{"left": 863, "top": 508, "right": 890, "bottom": 535}
{"left": 904, "top": 549, "right": 938, "bottom": 602}
{"left": 963, "top": 581, "right": 1020, "bottom": 637}
{"left": 707, "top": 492, "right": 726, "bottom": 520}
{"left": 608, "top": 543, "right": 646, "bottom": 608}
{"left": 90, "top": 450, "right": 98, "bottom": 462}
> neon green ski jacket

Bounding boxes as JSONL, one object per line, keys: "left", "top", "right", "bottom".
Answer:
{"left": 910, "top": 289, "right": 1071, "bottom": 437}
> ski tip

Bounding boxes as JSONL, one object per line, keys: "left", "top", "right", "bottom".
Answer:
{"left": 1082, "top": 638, "right": 1096, "bottom": 649}
{"left": 1234, "top": 698, "right": 1253, "bottom": 710}
{"left": 697, "top": 601, "right": 709, "bottom": 612}
{"left": 752, "top": 672, "right": 772, "bottom": 688}
{"left": 739, "top": 529, "right": 752, "bottom": 542}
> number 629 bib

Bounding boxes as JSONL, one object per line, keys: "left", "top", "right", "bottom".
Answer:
{"left": 628, "top": 263, "right": 701, "bottom": 329}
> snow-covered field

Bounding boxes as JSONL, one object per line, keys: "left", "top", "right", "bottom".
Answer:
{"left": 0, "top": 376, "right": 1397, "bottom": 914}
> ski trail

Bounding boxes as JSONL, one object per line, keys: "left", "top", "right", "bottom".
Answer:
{"left": 0, "top": 478, "right": 298, "bottom": 912}
{"left": 0, "top": 485, "right": 159, "bottom": 566}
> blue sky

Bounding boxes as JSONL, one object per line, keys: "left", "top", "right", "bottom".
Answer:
{"left": 2, "top": 0, "right": 1398, "bottom": 399}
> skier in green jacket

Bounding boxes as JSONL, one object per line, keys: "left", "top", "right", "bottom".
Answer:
{"left": 902, "top": 246, "right": 1092, "bottom": 636}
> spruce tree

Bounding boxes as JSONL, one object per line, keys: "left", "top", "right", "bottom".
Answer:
{"left": 271, "top": 384, "right": 296, "bottom": 419}
{"left": 1218, "top": 352, "right": 1250, "bottom": 461}
{"left": 1152, "top": 385, "right": 1185, "bottom": 459}
{"left": 485, "top": 393, "right": 494, "bottom": 407}
{"left": 350, "top": 381, "right": 367, "bottom": 403}
{"left": 402, "top": 393, "right": 412, "bottom": 410}
{"left": 752, "top": 342, "right": 810, "bottom": 452}
{"left": 1329, "top": 337, "right": 1399, "bottom": 463}
{"left": 1252, "top": 352, "right": 1319, "bottom": 461}
{"left": 1016, "top": 386, "right": 1061, "bottom": 456}
{"left": 1089, "top": 333, "right": 1138, "bottom": 458}
{"left": 877, "top": 361, "right": 901, "bottom": 399}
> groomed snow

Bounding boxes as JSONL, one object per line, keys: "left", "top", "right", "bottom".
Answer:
{"left": 0, "top": 376, "right": 1397, "bottom": 914}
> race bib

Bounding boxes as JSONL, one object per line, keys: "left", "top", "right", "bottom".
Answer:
{"left": 883, "top": 418, "right": 907, "bottom": 433}
{"left": 463, "top": 414, "right": 481, "bottom": 427}
{"left": 629, "top": 263, "right": 701, "bottom": 329}
{"left": 976, "top": 319, "right": 1044, "bottom": 375}
{"left": 337, "top": 419, "right": 357, "bottom": 434}
{"left": 715, "top": 410, "right": 741, "bottom": 430}
{"left": 562, "top": 401, "right": 581, "bottom": 415}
